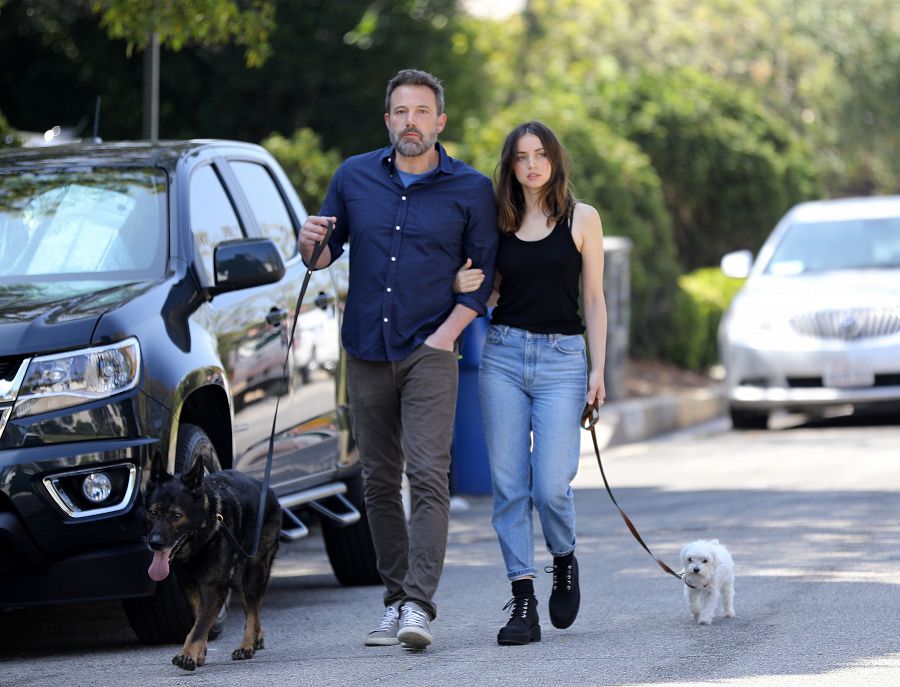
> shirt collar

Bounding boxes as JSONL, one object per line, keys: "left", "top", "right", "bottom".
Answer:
{"left": 381, "top": 142, "right": 454, "bottom": 176}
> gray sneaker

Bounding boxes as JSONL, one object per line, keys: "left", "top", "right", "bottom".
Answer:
{"left": 397, "top": 601, "right": 433, "bottom": 649}
{"left": 365, "top": 602, "right": 401, "bottom": 646}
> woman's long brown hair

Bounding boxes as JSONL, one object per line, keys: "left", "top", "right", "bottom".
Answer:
{"left": 495, "top": 121, "right": 575, "bottom": 235}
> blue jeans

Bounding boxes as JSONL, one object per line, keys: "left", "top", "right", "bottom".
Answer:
{"left": 479, "top": 324, "right": 587, "bottom": 580}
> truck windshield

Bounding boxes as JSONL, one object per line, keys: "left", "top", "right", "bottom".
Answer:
{"left": 0, "top": 168, "right": 167, "bottom": 282}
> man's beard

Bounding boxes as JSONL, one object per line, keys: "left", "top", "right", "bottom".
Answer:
{"left": 389, "top": 126, "right": 437, "bottom": 157}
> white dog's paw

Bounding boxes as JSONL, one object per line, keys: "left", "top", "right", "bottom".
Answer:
{"left": 697, "top": 616, "right": 712, "bottom": 625}
{"left": 725, "top": 609, "right": 736, "bottom": 618}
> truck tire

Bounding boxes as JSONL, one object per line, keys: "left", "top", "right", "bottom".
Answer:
{"left": 729, "top": 406, "right": 769, "bottom": 430}
{"left": 321, "top": 471, "right": 381, "bottom": 586}
{"left": 123, "top": 423, "right": 226, "bottom": 644}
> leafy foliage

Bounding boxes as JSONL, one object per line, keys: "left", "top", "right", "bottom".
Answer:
{"left": 613, "top": 68, "right": 821, "bottom": 269}
{"left": 90, "top": 0, "right": 275, "bottom": 67}
{"left": 261, "top": 128, "right": 341, "bottom": 214}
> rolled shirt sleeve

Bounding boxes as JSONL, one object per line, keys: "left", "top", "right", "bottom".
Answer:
{"left": 454, "top": 175, "right": 498, "bottom": 316}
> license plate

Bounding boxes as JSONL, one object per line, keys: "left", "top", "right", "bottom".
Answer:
{"left": 823, "top": 364, "right": 874, "bottom": 388}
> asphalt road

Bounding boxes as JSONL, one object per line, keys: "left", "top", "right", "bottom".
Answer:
{"left": 2, "top": 413, "right": 900, "bottom": 687}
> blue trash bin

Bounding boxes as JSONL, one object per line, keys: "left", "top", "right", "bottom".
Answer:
{"left": 450, "top": 316, "right": 492, "bottom": 495}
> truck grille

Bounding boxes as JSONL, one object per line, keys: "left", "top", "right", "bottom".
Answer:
{"left": 790, "top": 308, "right": 900, "bottom": 340}
{"left": 0, "top": 357, "right": 24, "bottom": 381}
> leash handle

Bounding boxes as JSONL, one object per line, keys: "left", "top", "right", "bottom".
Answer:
{"left": 222, "top": 222, "right": 334, "bottom": 560}
{"left": 581, "top": 402, "right": 685, "bottom": 582}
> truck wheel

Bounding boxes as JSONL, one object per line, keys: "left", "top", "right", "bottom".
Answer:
{"left": 321, "top": 471, "right": 381, "bottom": 586}
{"left": 729, "top": 406, "right": 769, "bottom": 430}
{"left": 123, "top": 424, "right": 226, "bottom": 644}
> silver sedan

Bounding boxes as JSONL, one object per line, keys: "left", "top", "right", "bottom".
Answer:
{"left": 718, "top": 195, "right": 900, "bottom": 429}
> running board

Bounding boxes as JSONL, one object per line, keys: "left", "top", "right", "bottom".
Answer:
{"left": 278, "top": 481, "right": 361, "bottom": 541}
{"left": 309, "top": 493, "right": 361, "bottom": 526}
{"left": 280, "top": 509, "right": 309, "bottom": 541}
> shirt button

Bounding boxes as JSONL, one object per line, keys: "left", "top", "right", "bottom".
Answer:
{"left": 401, "top": 195, "right": 407, "bottom": 201}
{"left": 386, "top": 287, "right": 392, "bottom": 292}
{"left": 395, "top": 225, "right": 400, "bottom": 230}
{"left": 383, "top": 317, "right": 389, "bottom": 323}
{"left": 391, "top": 257, "right": 396, "bottom": 261}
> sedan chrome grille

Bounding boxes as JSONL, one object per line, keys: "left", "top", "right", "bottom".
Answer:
{"left": 790, "top": 308, "right": 900, "bottom": 340}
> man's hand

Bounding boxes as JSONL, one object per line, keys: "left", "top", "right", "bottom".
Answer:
{"left": 299, "top": 215, "right": 335, "bottom": 266}
{"left": 424, "top": 332, "right": 456, "bottom": 352}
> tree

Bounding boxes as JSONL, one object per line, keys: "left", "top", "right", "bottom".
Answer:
{"left": 0, "top": 0, "right": 490, "bottom": 150}
{"left": 91, "top": 0, "right": 275, "bottom": 66}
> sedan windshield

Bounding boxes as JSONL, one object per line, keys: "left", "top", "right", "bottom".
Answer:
{"left": 765, "top": 216, "right": 900, "bottom": 275}
{"left": 0, "top": 167, "right": 167, "bottom": 282}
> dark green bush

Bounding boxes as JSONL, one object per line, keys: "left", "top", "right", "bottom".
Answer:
{"left": 612, "top": 68, "right": 820, "bottom": 270}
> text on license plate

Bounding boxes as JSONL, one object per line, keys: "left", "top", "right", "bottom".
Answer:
{"left": 823, "top": 365, "right": 874, "bottom": 388}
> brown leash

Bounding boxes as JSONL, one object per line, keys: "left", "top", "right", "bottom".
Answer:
{"left": 581, "top": 401, "right": 693, "bottom": 586}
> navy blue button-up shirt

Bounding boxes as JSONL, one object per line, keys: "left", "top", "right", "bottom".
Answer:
{"left": 320, "top": 143, "right": 498, "bottom": 361}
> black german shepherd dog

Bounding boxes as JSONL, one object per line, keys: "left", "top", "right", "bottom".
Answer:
{"left": 143, "top": 452, "right": 281, "bottom": 671}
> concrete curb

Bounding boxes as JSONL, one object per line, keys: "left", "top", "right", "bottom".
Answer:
{"left": 585, "top": 385, "right": 728, "bottom": 452}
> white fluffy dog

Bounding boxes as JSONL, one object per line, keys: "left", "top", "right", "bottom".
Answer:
{"left": 680, "top": 539, "right": 735, "bottom": 625}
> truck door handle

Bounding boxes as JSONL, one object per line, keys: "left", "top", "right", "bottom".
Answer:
{"left": 314, "top": 292, "right": 334, "bottom": 310}
{"left": 266, "top": 307, "right": 287, "bottom": 327}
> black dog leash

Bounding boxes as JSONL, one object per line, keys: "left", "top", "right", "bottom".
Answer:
{"left": 216, "top": 222, "right": 334, "bottom": 559}
{"left": 581, "top": 401, "right": 692, "bottom": 586}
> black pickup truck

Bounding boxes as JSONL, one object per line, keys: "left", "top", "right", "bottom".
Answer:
{"left": 0, "top": 140, "right": 378, "bottom": 642}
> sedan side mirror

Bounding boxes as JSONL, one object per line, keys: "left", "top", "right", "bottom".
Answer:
{"left": 720, "top": 249, "right": 753, "bottom": 279}
{"left": 208, "top": 238, "right": 286, "bottom": 296}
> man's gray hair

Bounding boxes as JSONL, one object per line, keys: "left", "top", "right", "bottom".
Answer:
{"left": 385, "top": 68, "right": 445, "bottom": 115}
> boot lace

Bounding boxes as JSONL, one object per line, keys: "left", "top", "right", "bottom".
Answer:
{"left": 502, "top": 595, "right": 531, "bottom": 620}
{"left": 544, "top": 561, "right": 573, "bottom": 592}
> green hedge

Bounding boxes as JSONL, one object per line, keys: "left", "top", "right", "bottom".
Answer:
{"left": 659, "top": 267, "right": 745, "bottom": 371}
{"left": 611, "top": 68, "right": 820, "bottom": 270}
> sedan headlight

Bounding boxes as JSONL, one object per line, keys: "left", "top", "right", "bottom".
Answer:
{"left": 12, "top": 338, "right": 141, "bottom": 418}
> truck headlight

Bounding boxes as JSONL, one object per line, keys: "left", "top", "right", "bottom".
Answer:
{"left": 12, "top": 338, "right": 141, "bottom": 418}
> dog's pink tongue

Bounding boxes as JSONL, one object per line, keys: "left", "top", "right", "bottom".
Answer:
{"left": 148, "top": 550, "right": 170, "bottom": 581}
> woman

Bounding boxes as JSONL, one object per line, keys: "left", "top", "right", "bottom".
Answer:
{"left": 456, "top": 121, "right": 607, "bottom": 645}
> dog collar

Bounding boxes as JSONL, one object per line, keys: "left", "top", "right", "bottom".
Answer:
{"left": 679, "top": 569, "right": 701, "bottom": 590}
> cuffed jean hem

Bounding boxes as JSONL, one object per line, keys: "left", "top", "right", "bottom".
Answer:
{"left": 506, "top": 567, "right": 538, "bottom": 581}
{"left": 548, "top": 545, "right": 576, "bottom": 558}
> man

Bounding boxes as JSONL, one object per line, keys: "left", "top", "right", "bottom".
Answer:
{"left": 299, "top": 68, "right": 498, "bottom": 650}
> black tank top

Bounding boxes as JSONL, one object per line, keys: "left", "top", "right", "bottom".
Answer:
{"left": 491, "top": 217, "right": 584, "bottom": 335}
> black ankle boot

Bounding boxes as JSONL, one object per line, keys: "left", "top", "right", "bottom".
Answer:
{"left": 547, "top": 553, "right": 580, "bottom": 629}
{"left": 497, "top": 580, "right": 541, "bottom": 646}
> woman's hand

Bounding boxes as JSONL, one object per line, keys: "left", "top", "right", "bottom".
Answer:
{"left": 452, "top": 258, "right": 485, "bottom": 294}
{"left": 587, "top": 368, "right": 606, "bottom": 407}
